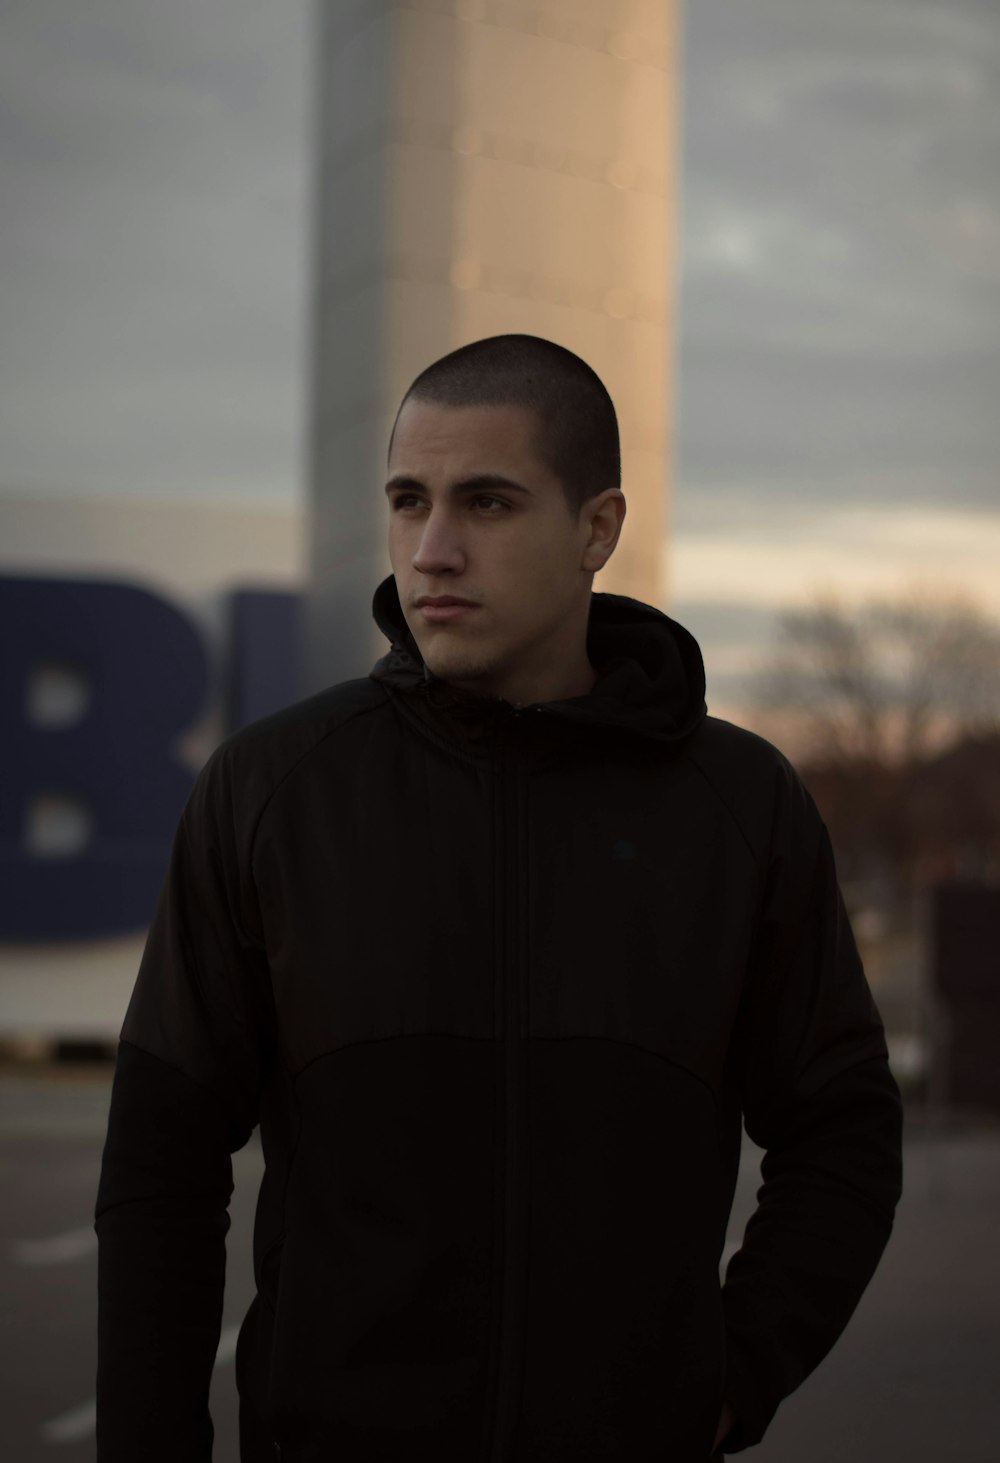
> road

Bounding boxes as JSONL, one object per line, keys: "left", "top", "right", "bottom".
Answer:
{"left": 2, "top": 1069, "right": 996, "bottom": 1462}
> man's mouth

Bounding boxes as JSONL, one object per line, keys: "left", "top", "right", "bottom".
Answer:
{"left": 418, "top": 601, "right": 478, "bottom": 623}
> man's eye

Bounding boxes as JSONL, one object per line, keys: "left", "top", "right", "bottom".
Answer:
{"left": 391, "top": 495, "right": 510, "bottom": 513}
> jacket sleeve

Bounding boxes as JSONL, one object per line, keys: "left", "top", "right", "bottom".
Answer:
{"left": 94, "top": 740, "right": 275, "bottom": 1462}
{"left": 719, "top": 755, "right": 903, "bottom": 1451}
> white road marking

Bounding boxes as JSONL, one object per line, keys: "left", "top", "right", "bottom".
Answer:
{"left": 12, "top": 1227, "right": 98, "bottom": 1266}
{"left": 38, "top": 1323, "right": 242, "bottom": 1443}
{"left": 215, "top": 1321, "right": 241, "bottom": 1366}
{"left": 40, "top": 1398, "right": 96, "bottom": 1444}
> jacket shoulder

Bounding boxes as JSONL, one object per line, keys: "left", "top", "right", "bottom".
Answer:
{"left": 681, "top": 715, "right": 812, "bottom": 863}
{"left": 219, "top": 676, "right": 385, "bottom": 762}
{"left": 186, "top": 677, "right": 388, "bottom": 830}
{"left": 688, "top": 714, "right": 795, "bottom": 776}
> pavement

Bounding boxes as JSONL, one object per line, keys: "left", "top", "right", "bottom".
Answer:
{"left": 2, "top": 1067, "right": 997, "bottom": 1462}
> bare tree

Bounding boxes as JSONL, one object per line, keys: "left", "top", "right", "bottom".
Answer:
{"left": 755, "top": 588, "right": 1000, "bottom": 1091}
{"left": 755, "top": 584, "right": 1000, "bottom": 770}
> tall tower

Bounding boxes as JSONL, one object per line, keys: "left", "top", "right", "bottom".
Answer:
{"left": 304, "top": 0, "right": 680, "bottom": 693}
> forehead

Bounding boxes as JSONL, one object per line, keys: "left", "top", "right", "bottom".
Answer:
{"left": 388, "top": 399, "right": 550, "bottom": 477}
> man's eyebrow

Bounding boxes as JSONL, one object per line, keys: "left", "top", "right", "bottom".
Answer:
{"left": 383, "top": 473, "right": 534, "bottom": 497}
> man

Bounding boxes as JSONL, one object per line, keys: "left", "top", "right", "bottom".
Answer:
{"left": 96, "top": 333, "right": 903, "bottom": 1461}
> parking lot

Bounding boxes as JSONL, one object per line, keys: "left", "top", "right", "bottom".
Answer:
{"left": 3, "top": 1068, "right": 997, "bottom": 1462}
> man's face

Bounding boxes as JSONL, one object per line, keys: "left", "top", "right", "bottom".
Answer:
{"left": 385, "top": 398, "right": 621, "bottom": 705}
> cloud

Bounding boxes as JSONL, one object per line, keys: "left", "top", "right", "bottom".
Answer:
{"left": 672, "top": 501, "right": 1000, "bottom": 609}
{"left": 0, "top": 0, "right": 312, "bottom": 500}
{"left": 676, "top": 0, "right": 1000, "bottom": 517}
{"left": 668, "top": 499, "right": 1000, "bottom": 725}
{"left": 667, "top": 497, "right": 1000, "bottom": 717}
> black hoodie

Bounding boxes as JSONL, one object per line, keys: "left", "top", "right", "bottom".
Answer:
{"left": 95, "top": 574, "right": 902, "bottom": 1462}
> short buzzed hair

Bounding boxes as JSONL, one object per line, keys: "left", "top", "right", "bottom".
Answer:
{"left": 390, "top": 334, "right": 621, "bottom": 518}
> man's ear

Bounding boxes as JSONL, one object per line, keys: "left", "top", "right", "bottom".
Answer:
{"left": 582, "top": 490, "right": 626, "bottom": 572}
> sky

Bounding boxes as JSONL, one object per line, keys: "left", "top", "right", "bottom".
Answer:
{"left": 673, "top": 0, "right": 1000, "bottom": 704}
{"left": 2, "top": 0, "right": 998, "bottom": 713}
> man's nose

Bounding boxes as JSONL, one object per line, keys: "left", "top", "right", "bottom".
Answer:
{"left": 412, "top": 508, "right": 465, "bottom": 575}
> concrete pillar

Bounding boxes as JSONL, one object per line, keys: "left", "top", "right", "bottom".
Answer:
{"left": 304, "top": 0, "right": 679, "bottom": 694}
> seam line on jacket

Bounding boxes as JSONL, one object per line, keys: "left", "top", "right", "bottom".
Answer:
{"left": 680, "top": 744, "right": 763, "bottom": 872}
{"left": 284, "top": 1030, "right": 723, "bottom": 1104}
{"left": 244, "top": 695, "right": 388, "bottom": 883}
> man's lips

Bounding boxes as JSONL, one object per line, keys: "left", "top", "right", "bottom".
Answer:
{"left": 416, "top": 598, "right": 479, "bottom": 622}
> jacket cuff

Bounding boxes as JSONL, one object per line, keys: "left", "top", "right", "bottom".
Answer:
{"left": 717, "top": 1345, "right": 780, "bottom": 1451}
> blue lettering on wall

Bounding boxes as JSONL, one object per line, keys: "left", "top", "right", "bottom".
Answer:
{"left": 226, "top": 588, "right": 302, "bottom": 733}
{"left": 1, "top": 576, "right": 210, "bottom": 939}
{"left": 0, "top": 574, "right": 301, "bottom": 942}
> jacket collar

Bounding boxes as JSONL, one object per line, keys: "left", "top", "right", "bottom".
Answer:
{"left": 368, "top": 574, "right": 707, "bottom": 750}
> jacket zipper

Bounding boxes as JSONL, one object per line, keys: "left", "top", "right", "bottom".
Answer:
{"left": 487, "top": 711, "right": 531, "bottom": 1462}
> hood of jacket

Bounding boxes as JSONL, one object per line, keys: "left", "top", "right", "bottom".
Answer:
{"left": 369, "top": 572, "right": 707, "bottom": 751}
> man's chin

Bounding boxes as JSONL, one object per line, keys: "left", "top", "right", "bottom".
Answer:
{"left": 421, "top": 648, "right": 497, "bottom": 689}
